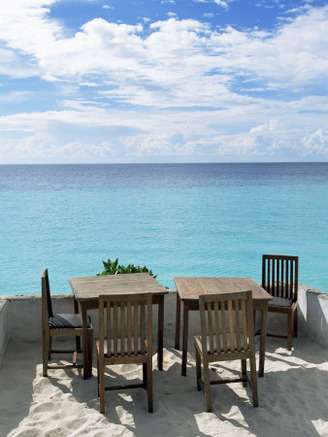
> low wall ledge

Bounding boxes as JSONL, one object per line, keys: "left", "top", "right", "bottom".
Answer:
{"left": 0, "top": 293, "right": 73, "bottom": 302}
{"left": 307, "top": 288, "right": 328, "bottom": 299}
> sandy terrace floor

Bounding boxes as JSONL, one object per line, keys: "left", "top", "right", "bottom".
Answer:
{"left": 1, "top": 336, "right": 328, "bottom": 437}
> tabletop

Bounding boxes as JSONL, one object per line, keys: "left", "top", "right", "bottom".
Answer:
{"left": 174, "top": 277, "right": 272, "bottom": 301}
{"left": 69, "top": 273, "right": 167, "bottom": 301}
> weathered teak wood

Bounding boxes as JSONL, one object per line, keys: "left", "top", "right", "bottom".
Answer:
{"left": 195, "top": 290, "right": 258, "bottom": 411}
{"left": 97, "top": 293, "right": 153, "bottom": 414}
{"left": 69, "top": 273, "right": 167, "bottom": 379}
{"left": 262, "top": 254, "right": 299, "bottom": 350}
{"left": 174, "top": 277, "right": 272, "bottom": 377}
{"left": 41, "top": 269, "right": 93, "bottom": 377}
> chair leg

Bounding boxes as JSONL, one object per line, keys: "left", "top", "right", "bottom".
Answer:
{"left": 241, "top": 359, "right": 247, "bottom": 387}
{"left": 294, "top": 307, "right": 298, "bottom": 338}
{"left": 203, "top": 359, "right": 212, "bottom": 412}
{"left": 249, "top": 353, "right": 258, "bottom": 407}
{"left": 98, "top": 358, "right": 105, "bottom": 413}
{"left": 87, "top": 330, "right": 93, "bottom": 377}
{"left": 97, "top": 357, "right": 99, "bottom": 397}
{"left": 74, "top": 298, "right": 81, "bottom": 351}
{"left": 48, "top": 337, "right": 52, "bottom": 360}
{"left": 195, "top": 345, "right": 201, "bottom": 391}
{"left": 42, "top": 333, "right": 49, "bottom": 377}
{"left": 76, "top": 336, "right": 81, "bottom": 352}
{"left": 147, "top": 358, "right": 153, "bottom": 413}
{"left": 142, "top": 363, "right": 147, "bottom": 388}
{"left": 287, "top": 312, "right": 293, "bottom": 351}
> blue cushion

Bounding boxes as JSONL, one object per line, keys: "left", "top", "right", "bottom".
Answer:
{"left": 269, "top": 296, "right": 293, "bottom": 308}
{"left": 49, "top": 313, "right": 91, "bottom": 329}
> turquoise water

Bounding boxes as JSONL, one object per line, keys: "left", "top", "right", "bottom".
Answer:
{"left": 0, "top": 163, "right": 327, "bottom": 295}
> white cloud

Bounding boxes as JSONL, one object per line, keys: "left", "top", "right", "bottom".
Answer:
{"left": 0, "top": 3, "right": 327, "bottom": 107}
{"left": 250, "top": 120, "right": 280, "bottom": 133}
{"left": 0, "top": 1, "right": 327, "bottom": 162}
{"left": 0, "top": 46, "right": 37, "bottom": 78}
{"left": 194, "top": 0, "right": 235, "bottom": 9}
{"left": 0, "top": 93, "right": 327, "bottom": 163}
{"left": 0, "top": 91, "right": 33, "bottom": 102}
{"left": 213, "top": 0, "right": 233, "bottom": 9}
{"left": 302, "top": 129, "right": 328, "bottom": 155}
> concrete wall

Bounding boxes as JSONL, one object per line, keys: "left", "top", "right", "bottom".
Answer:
{"left": 0, "top": 293, "right": 76, "bottom": 368}
{"left": 0, "top": 285, "right": 328, "bottom": 368}
{"left": 297, "top": 286, "right": 328, "bottom": 347}
{"left": 0, "top": 291, "right": 176, "bottom": 344}
{"left": 0, "top": 300, "right": 9, "bottom": 368}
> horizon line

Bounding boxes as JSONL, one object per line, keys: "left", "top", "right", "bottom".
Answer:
{"left": 1, "top": 161, "right": 328, "bottom": 166}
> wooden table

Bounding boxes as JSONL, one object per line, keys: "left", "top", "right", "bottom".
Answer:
{"left": 174, "top": 277, "right": 272, "bottom": 377}
{"left": 69, "top": 273, "right": 168, "bottom": 379}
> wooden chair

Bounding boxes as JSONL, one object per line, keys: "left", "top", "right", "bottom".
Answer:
{"left": 41, "top": 268, "right": 93, "bottom": 376}
{"left": 97, "top": 293, "right": 153, "bottom": 414}
{"left": 194, "top": 290, "right": 258, "bottom": 412}
{"left": 262, "top": 254, "right": 299, "bottom": 351}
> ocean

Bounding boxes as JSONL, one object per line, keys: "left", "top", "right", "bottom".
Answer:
{"left": 0, "top": 162, "right": 327, "bottom": 295}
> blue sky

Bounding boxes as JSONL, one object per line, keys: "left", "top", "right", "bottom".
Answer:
{"left": 0, "top": 0, "right": 327, "bottom": 163}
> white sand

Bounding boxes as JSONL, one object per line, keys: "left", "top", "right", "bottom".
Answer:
{"left": 1, "top": 336, "right": 328, "bottom": 437}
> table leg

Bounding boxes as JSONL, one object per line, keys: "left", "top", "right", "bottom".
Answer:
{"left": 81, "top": 304, "right": 91, "bottom": 379}
{"left": 157, "top": 295, "right": 164, "bottom": 371}
{"left": 74, "top": 297, "right": 81, "bottom": 352}
{"left": 258, "top": 305, "right": 268, "bottom": 377}
{"left": 175, "top": 293, "right": 181, "bottom": 350}
{"left": 181, "top": 302, "right": 189, "bottom": 376}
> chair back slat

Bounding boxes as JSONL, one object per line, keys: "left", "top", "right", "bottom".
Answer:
{"left": 262, "top": 254, "right": 298, "bottom": 300}
{"left": 214, "top": 302, "right": 220, "bottom": 353}
{"left": 106, "top": 301, "right": 111, "bottom": 356}
{"left": 140, "top": 303, "right": 145, "bottom": 354}
{"left": 199, "top": 290, "right": 254, "bottom": 355}
{"left": 277, "top": 258, "right": 280, "bottom": 295}
{"left": 206, "top": 302, "right": 214, "bottom": 353}
{"left": 133, "top": 302, "right": 138, "bottom": 354}
{"left": 113, "top": 302, "right": 118, "bottom": 356}
{"left": 283, "top": 258, "right": 287, "bottom": 297}
{"left": 99, "top": 293, "right": 152, "bottom": 358}
{"left": 220, "top": 302, "right": 227, "bottom": 352}
{"left": 234, "top": 299, "right": 241, "bottom": 351}
{"left": 228, "top": 300, "right": 235, "bottom": 351}
{"left": 241, "top": 299, "right": 248, "bottom": 349}
{"left": 121, "top": 302, "right": 125, "bottom": 356}
{"left": 41, "top": 268, "right": 53, "bottom": 320}
{"left": 127, "top": 302, "right": 132, "bottom": 355}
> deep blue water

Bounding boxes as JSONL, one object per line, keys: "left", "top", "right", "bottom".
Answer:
{"left": 0, "top": 163, "right": 327, "bottom": 295}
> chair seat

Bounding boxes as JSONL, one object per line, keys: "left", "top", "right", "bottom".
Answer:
{"left": 49, "top": 313, "right": 92, "bottom": 329}
{"left": 102, "top": 338, "right": 147, "bottom": 356}
{"left": 268, "top": 296, "right": 293, "bottom": 308}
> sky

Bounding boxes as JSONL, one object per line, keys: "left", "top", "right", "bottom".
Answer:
{"left": 0, "top": 0, "right": 328, "bottom": 164}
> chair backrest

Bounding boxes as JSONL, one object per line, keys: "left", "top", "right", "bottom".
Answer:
{"left": 199, "top": 290, "right": 254, "bottom": 355}
{"left": 262, "top": 254, "right": 298, "bottom": 301}
{"left": 98, "top": 293, "right": 153, "bottom": 358}
{"left": 41, "top": 268, "right": 53, "bottom": 321}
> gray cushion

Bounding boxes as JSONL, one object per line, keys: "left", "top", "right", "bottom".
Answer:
{"left": 269, "top": 296, "right": 293, "bottom": 308}
{"left": 49, "top": 313, "right": 91, "bottom": 329}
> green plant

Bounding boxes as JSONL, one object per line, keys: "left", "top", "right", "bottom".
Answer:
{"left": 97, "top": 257, "right": 157, "bottom": 278}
